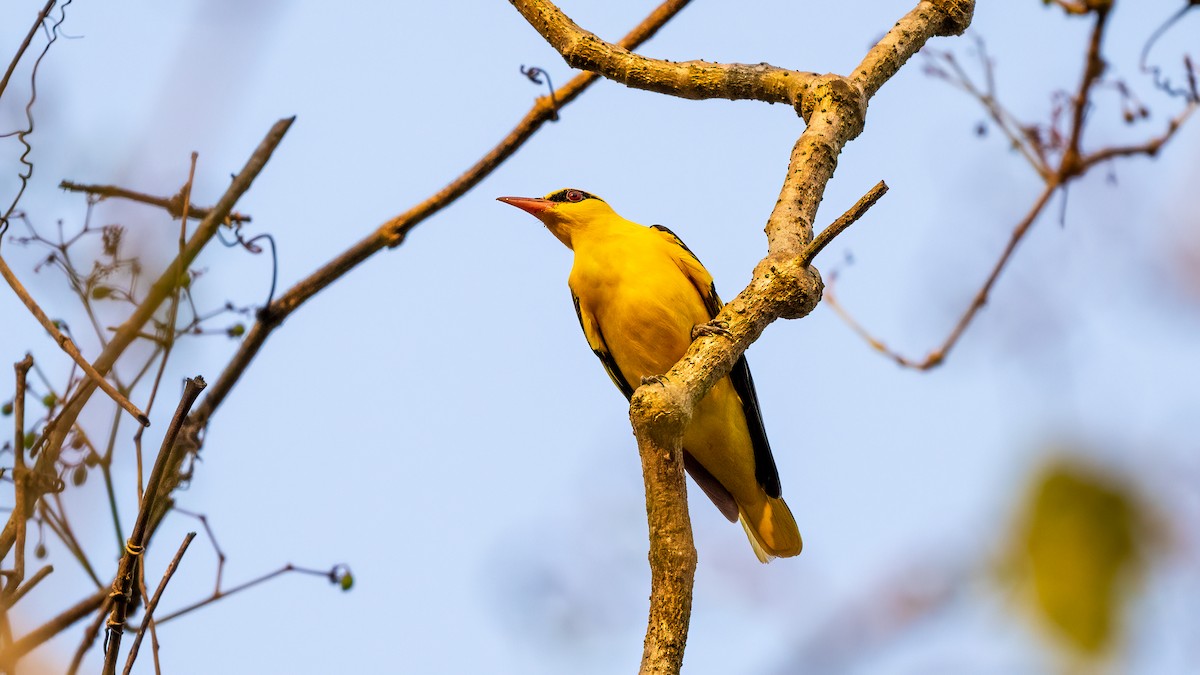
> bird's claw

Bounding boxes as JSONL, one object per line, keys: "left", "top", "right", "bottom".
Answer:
{"left": 640, "top": 374, "right": 668, "bottom": 387}
{"left": 691, "top": 320, "right": 732, "bottom": 341}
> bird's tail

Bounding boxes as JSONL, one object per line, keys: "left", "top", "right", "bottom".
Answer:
{"left": 738, "top": 496, "right": 802, "bottom": 563}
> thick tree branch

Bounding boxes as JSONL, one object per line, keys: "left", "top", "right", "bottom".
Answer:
{"left": 514, "top": 2, "right": 974, "bottom": 673}
{"left": 509, "top": 0, "right": 817, "bottom": 106}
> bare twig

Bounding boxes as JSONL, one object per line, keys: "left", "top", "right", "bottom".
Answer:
{"left": 826, "top": 182, "right": 1058, "bottom": 369}
{"left": 832, "top": 1, "right": 1196, "bottom": 371}
{"left": 184, "top": 0, "right": 694, "bottom": 443}
{"left": 2, "top": 355, "right": 34, "bottom": 593}
{"left": 0, "top": 0, "right": 56, "bottom": 105}
{"left": 132, "top": 152, "right": 199, "bottom": 505}
{"left": 799, "top": 181, "right": 889, "bottom": 268}
{"left": 0, "top": 589, "right": 105, "bottom": 668}
{"left": 121, "top": 532, "right": 195, "bottom": 675}
{"left": 1081, "top": 101, "right": 1198, "bottom": 168}
{"left": 0, "top": 0, "right": 73, "bottom": 240}
{"left": 3, "top": 565, "right": 51, "bottom": 608}
{"left": 172, "top": 507, "right": 225, "bottom": 593}
{"left": 152, "top": 563, "right": 351, "bottom": 626}
{"left": 58, "top": 181, "right": 251, "bottom": 225}
{"left": 925, "top": 45, "right": 1051, "bottom": 178}
{"left": 101, "top": 377, "right": 205, "bottom": 675}
{"left": 1060, "top": 5, "right": 1112, "bottom": 177}
{"left": 0, "top": 118, "right": 293, "bottom": 563}
{"left": 0, "top": 258, "right": 150, "bottom": 426}
{"left": 67, "top": 597, "right": 109, "bottom": 675}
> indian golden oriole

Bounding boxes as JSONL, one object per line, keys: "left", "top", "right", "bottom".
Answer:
{"left": 498, "top": 188, "right": 801, "bottom": 562}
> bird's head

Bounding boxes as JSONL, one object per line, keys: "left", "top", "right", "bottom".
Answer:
{"left": 497, "top": 188, "right": 614, "bottom": 249}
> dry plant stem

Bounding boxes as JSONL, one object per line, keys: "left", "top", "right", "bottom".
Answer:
{"left": 826, "top": 182, "right": 1058, "bottom": 369}
{"left": 515, "top": 1, "right": 973, "bottom": 672}
{"left": 121, "top": 532, "right": 195, "bottom": 675}
{"left": 0, "top": 258, "right": 150, "bottom": 426}
{"left": 832, "top": 4, "right": 1196, "bottom": 370}
{"left": 0, "top": 0, "right": 56, "bottom": 104}
{"left": 185, "top": 0, "right": 692, "bottom": 437}
{"left": 0, "top": 117, "right": 292, "bottom": 561}
{"left": 4, "top": 565, "right": 51, "bottom": 608}
{"left": 0, "top": 589, "right": 106, "bottom": 668}
{"left": 1061, "top": 5, "right": 1112, "bottom": 176}
{"left": 799, "top": 181, "right": 888, "bottom": 268}
{"left": 1082, "top": 102, "right": 1198, "bottom": 167}
{"left": 509, "top": 0, "right": 817, "bottom": 105}
{"left": 3, "top": 355, "right": 34, "bottom": 592}
{"left": 152, "top": 559, "right": 338, "bottom": 624}
{"left": 58, "top": 181, "right": 251, "bottom": 224}
{"left": 101, "top": 377, "right": 206, "bottom": 675}
{"left": 133, "top": 153, "right": 199, "bottom": 505}
{"left": 67, "top": 598, "right": 109, "bottom": 675}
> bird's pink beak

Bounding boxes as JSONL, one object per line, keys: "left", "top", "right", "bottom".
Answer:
{"left": 497, "top": 196, "right": 553, "bottom": 216}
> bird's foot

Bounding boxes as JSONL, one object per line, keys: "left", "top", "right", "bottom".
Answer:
{"left": 691, "top": 320, "right": 732, "bottom": 342}
{"left": 640, "top": 374, "right": 669, "bottom": 387}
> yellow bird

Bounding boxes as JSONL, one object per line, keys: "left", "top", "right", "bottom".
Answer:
{"left": 498, "top": 188, "right": 801, "bottom": 562}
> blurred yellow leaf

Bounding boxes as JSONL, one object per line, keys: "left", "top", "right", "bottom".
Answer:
{"left": 1004, "top": 458, "right": 1150, "bottom": 656}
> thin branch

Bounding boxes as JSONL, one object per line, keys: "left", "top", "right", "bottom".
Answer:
{"left": 0, "top": 0, "right": 56, "bottom": 104}
{"left": 0, "top": 257, "right": 150, "bottom": 426}
{"left": 183, "top": 0, "right": 694, "bottom": 441}
{"left": 0, "top": 589, "right": 105, "bottom": 668}
{"left": 799, "top": 181, "right": 889, "bottom": 268}
{"left": 826, "top": 182, "right": 1059, "bottom": 369}
{"left": 1081, "top": 101, "right": 1198, "bottom": 168}
{"left": 0, "top": 118, "right": 293, "bottom": 561}
{"left": 926, "top": 46, "right": 1050, "bottom": 178}
{"left": 58, "top": 181, "right": 251, "bottom": 225}
{"left": 132, "top": 152, "right": 199, "bottom": 505}
{"left": 101, "top": 377, "right": 205, "bottom": 675}
{"left": 121, "top": 532, "right": 195, "bottom": 675}
{"left": 3, "top": 565, "right": 51, "bottom": 608}
{"left": 2, "top": 355, "right": 34, "bottom": 592}
{"left": 67, "top": 597, "right": 109, "bottom": 675}
{"left": 152, "top": 563, "right": 350, "bottom": 626}
{"left": 1060, "top": 4, "right": 1112, "bottom": 177}
{"left": 831, "top": 1, "right": 1197, "bottom": 370}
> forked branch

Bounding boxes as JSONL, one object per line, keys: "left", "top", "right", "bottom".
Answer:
{"left": 516, "top": 1, "right": 973, "bottom": 673}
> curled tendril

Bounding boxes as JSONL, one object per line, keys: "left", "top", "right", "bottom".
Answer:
{"left": 217, "top": 223, "right": 278, "bottom": 312}
{"left": 520, "top": 65, "right": 559, "bottom": 121}
{"left": 1139, "top": 1, "right": 1200, "bottom": 102}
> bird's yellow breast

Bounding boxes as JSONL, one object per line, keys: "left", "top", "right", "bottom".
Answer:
{"left": 568, "top": 223, "right": 709, "bottom": 385}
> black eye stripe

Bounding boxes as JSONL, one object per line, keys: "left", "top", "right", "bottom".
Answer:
{"left": 547, "top": 189, "right": 600, "bottom": 203}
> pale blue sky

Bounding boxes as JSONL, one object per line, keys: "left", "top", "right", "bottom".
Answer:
{"left": 1, "top": 1, "right": 1198, "bottom": 673}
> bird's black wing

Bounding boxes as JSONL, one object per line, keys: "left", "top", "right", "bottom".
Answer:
{"left": 574, "top": 285, "right": 738, "bottom": 520}
{"left": 650, "top": 224, "right": 783, "bottom": 499}
{"left": 573, "top": 291, "right": 635, "bottom": 399}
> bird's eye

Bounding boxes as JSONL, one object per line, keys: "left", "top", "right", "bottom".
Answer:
{"left": 566, "top": 190, "right": 584, "bottom": 203}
